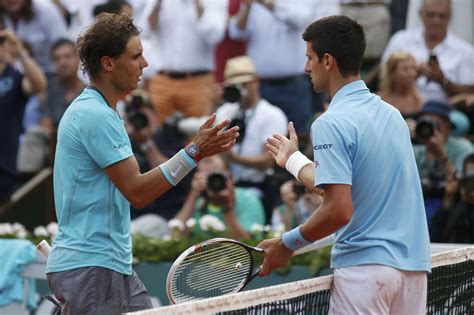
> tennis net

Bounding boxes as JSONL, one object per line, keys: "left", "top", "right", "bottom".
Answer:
{"left": 129, "top": 246, "right": 474, "bottom": 315}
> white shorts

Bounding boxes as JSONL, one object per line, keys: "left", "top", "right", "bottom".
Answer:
{"left": 329, "top": 264, "right": 427, "bottom": 315}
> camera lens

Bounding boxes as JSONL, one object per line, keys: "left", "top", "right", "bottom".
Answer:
{"left": 128, "top": 111, "right": 149, "bottom": 130}
{"left": 223, "top": 86, "right": 242, "bottom": 103}
{"left": 415, "top": 118, "right": 436, "bottom": 142}
{"left": 207, "top": 172, "right": 227, "bottom": 192}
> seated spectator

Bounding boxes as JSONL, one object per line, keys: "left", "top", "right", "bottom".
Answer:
{"left": 0, "top": 29, "right": 46, "bottom": 203}
{"left": 40, "top": 38, "right": 85, "bottom": 157}
{"left": 412, "top": 100, "right": 473, "bottom": 222}
{"left": 381, "top": 0, "right": 474, "bottom": 104}
{"left": 271, "top": 179, "right": 323, "bottom": 232}
{"left": 216, "top": 56, "right": 287, "bottom": 220}
{"left": 429, "top": 153, "right": 474, "bottom": 243}
{"left": 174, "top": 155, "right": 265, "bottom": 240}
{"left": 378, "top": 52, "right": 423, "bottom": 118}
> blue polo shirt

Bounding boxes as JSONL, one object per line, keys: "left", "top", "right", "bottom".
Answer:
{"left": 311, "top": 80, "right": 431, "bottom": 273}
{"left": 46, "top": 88, "right": 134, "bottom": 275}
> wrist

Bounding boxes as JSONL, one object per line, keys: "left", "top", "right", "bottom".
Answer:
{"left": 184, "top": 142, "right": 203, "bottom": 162}
{"left": 285, "top": 151, "right": 313, "bottom": 181}
{"left": 281, "top": 226, "right": 312, "bottom": 251}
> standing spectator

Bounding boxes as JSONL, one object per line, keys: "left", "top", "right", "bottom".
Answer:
{"left": 216, "top": 56, "right": 287, "bottom": 219}
{"left": 382, "top": 0, "right": 474, "bottom": 104}
{"left": 0, "top": 0, "right": 68, "bottom": 78}
{"left": 41, "top": 38, "right": 84, "bottom": 142}
{"left": 378, "top": 52, "right": 424, "bottom": 117}
{"left": 228, "top": 0, "right": 317, "bottom": 139}
{"left": 145, "top": 0, "right": 228, "bottom": 123}
{"left": 0, "top": 29, "right": 46, "bottom": 203}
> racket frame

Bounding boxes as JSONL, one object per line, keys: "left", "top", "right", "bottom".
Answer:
{"left": 166, "top": 238, "right": 264, "bottom": 304}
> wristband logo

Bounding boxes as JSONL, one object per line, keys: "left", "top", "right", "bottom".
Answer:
{"left": 314, "top": 144, "right": 333, "bottom": 150}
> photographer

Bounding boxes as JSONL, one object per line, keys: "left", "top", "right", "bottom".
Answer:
{"left": 271, "top": 179, "right": 323, "bottom": 232}
{"left": 429, "top": 154, "right": 474, "bottom": 243}
{"left": 412, "top": 100, "right": 473, "bottom": 222}
{"left": 174, "top": 155, "right": 265, "bottom": 240}
{"left": 216, "top": 56, "right": 287, "bottom": 219}
{"left": 124, "top": 90, "right": 191, "bottom": 220}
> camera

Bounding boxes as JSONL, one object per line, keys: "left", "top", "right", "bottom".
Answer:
{"left": 162, "top": 112, "right": 186, "bottom": 144}
{"left": 126, "top": 93, "right": 149, "bottom": 131}
{"left": 223, "top": 84, "right": 247, "bottom": 103}
{"left": 415, "top": 117, "right": 438, "bottom": 142}
{"left": 420, "top": 171, "right": 446, "bottom": 198}
{"left": 207, "top": 172, "right": 227, "bottom": 192}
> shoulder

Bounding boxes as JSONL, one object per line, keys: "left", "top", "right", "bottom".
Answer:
{"left": 258, "top": 99, "right": 286, "bottom": 117}
{"left": 389, "top": 29, "right": 417, "bottom": 43}
{"left": 446, "top": 33, "right": 474, "bottom": 53}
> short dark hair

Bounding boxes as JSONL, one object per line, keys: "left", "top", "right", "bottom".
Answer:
{"left": 302, "top": 15, "right": 366, "bottom": 77}
{"left": 76, "top": 13, "right": 140, "bottom": 79}
{"left": 51, "top": 38, "right": 76, "bottom": 57}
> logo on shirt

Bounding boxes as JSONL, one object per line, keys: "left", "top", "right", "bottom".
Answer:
{"left": 313, "top": 144, "right": 333, "bottom": 150}
{"left": 314, "top": 161, "right": 319, "bottom": 168}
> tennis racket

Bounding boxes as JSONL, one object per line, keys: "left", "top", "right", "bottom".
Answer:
{"left": 166, "top": 234, "right": 335, "bottom": 304}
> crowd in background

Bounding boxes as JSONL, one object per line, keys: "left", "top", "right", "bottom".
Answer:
{"left": 0, "top": 0, "right": 473, "bottom": 244}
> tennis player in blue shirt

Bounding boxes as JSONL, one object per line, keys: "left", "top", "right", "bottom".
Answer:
{"left": 45, "top": 13, "right": 239, "bottom": 314}
{"left": 259, "top": 15, "right": 431, "bottom": 314}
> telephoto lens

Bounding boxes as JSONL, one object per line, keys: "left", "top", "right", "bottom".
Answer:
{"left": 207, "top": 172, "right": 227, "bottom": 192}
{"left": 415, "top": 117, "right": 437, "bottom": 142}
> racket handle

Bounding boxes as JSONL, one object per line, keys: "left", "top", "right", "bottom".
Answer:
{"left": 37, "top": 239, "right": 51, "bottom": 258}
{"left": 293, "top": 233, "right": 335, "bottom": 256}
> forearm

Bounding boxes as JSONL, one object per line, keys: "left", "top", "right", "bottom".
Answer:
{"left": 442, "top": 80, "right": 474, "bottom": 97}
{"left": 174, "top": 191, "right": 200, "bottom": 222}
{"left": 300, "top": 201, "right": 349, "bottom": 243}
{"left": 148, "top": 1, "right": 161, "bottom": 30}
{"left": 20, "top": 50, "right": 46, "bottom": 94}
{"left": 126, "top": 166, "right": 173, "bottom": 208}
{"left": 297, "top": 164, "right": 317, "bottom": 192}
{"left": 224, "top": 212, "right": 249, "bottom": 239}
{"left": 141, "top": 141, "right": 169, "bottom": 167}
{"left": 236, "top": 3, "right": 251, "bottom": 30}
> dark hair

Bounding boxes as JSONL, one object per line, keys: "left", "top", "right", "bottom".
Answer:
{"left": 51, "top": 38, "right": 76, "bottom": 57}
{"left": 0, "top": 0, "right": 35, "bottom": 22}
{"left": 76, "top": 13, "right": 139, "bottom": 79}
{"left": 93, "top": 0, "right": 130, "bottom": 17}
{"left": 302, "top": 15, "right": 366, "bottom": 77}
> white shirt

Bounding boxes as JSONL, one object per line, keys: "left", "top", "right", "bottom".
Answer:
{"left": 229, "top": 0, "right": 338, "bottom": 78}
{"left": 145, "top": 0, "right": 228, "bottom": 71}
{"left": 3, "top": 1, "right": 68, "bottom": 74}
{"left": 382, "top": 28, "right": 474, "bottom": 103}
{"left": 216, "top": 99, "right": 288, "bottom": 183}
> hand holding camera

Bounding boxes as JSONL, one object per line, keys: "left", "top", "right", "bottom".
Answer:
{"left": 205, "top": 172, "right": 235, "bottom": 212}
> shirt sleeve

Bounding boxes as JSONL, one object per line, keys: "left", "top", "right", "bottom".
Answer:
{"left": 311, "top": 116, "right": 353, "bottom": 188}
{"left": 80, "top": 108, "right": 133, "bottom": 169}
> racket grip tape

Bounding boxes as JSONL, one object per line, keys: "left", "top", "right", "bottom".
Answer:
{"left": 37, "top": 239, "right": 51, "bottom": 258}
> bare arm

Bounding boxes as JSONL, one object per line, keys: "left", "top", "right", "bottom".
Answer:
{"left": 107, "top": 114, "right": 239, "bottom": 209}
{"left": 236, "top": 0, "right": 253, "bottom": 30}
{"left": 148, "top": 0, "right": 162, "bottom": 30}
{"left": 1, "top": 30, "right": 46, "bottom": 96}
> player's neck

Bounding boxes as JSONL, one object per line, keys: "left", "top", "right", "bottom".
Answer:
{"left": 328, "top": 74, "right": 361, "bottom": 98}
{"left": 89, "top": 79, "right": 123, "bottom": 110}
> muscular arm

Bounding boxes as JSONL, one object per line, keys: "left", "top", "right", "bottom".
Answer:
{"left": 105, "top": 156, "right": 172, "bottom": 209}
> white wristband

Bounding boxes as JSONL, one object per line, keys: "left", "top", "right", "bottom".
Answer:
{"left": 159, "top": 149, "right": 197, "bottom": 186}
{"left": 285, "top": 151, "right": 313, "bottom": 181}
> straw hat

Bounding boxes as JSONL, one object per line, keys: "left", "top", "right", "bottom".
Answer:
{"left": 223, "top": 55, "right": 257, "bottom": 86}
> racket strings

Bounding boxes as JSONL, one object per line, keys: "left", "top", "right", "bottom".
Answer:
{"left": 171, "top": 243, "right": 253, "bottom": 302}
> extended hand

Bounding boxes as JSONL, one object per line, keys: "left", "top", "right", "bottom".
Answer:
{"left": 266, "top": 122, "right": 299, "bottom": 168}
{"left": 192, "top": 114, "right": 239, "bottom": 157}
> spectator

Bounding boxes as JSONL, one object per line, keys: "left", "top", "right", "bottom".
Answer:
{"left": 382, "top": 0, "right": 474, "bottom": 104}
{"left": 145, "top": 0, "right": 228, "bottom": 123}
{"left": 271, "top": 179, "right": 323, "bottom": 231}
{"left": 340, "top": 0, "right": 391, "bottom": 63}
{"left": 40, "top": 38, "right": 84, "bottom": 148}
{"left": 429, "top": 153, "right": 474, "bottom": 243}
{"left": 216, "top": 56, "right": 287, "bottom": 219}
{"left": 412, "top": 100, "right": 473, "bottom": 221}
{"left": 124, "top": 90, "right": 194, "bottom": 220}
{"left": 0, "top": 29, "right": 46, "bottom": 203}
{"left": 228, "top": 0, "right": 318, "bottom": 139}
{"left": 174, "top": 154, "right": 265, "bottom": 240}
{"left": 378, "top": 51, "right": 424, "bottom": 117}
{"left": 0, "top": 0, "right": 68, "bottom": 78}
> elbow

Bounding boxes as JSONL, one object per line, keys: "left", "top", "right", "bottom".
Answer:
{"left": 128, "top": 195, "right": 148, "bottom": 209}
{"left": 333, "top": 204, "right": 353, "bottom": 227}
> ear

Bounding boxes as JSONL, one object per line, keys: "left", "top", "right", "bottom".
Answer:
{"left": 323, "top": 53, "right": 334, "bottom": 72}
{"left": 99, "top": 56, "right": 114, "bottom": 73}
